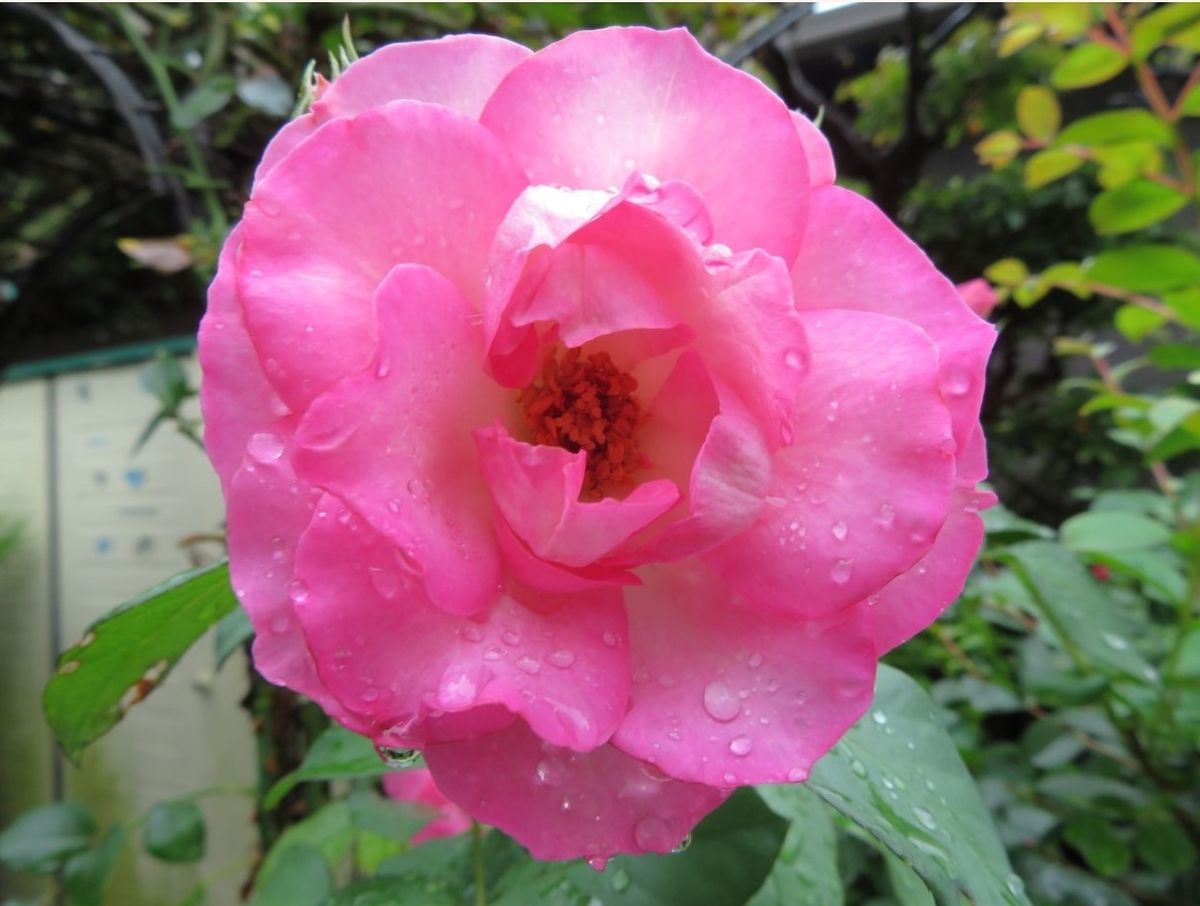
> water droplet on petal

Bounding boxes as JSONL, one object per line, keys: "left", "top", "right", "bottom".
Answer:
{"left": 786, "top": 767, "right": 806, "bottom": 782}
{"left": 287, "top": 579, "right": 309, "bottom": 603}
{"left": 831, "top": 520, "right": 848, "bottom": 541}
{"left": 831, "top": 559, "right": 854, "bottom": 584}
{"left": 602, "top": 631, "right": 619, "bottom": 647}
{"left": 547, "top": 649, "right": 576, "bottom": 669}
{"left": 875, "top": 503, "right": 895, "bottom": 527}
{"left": 587, "top": 856, "right": 608, "bottom": 872}
{"left": 247, "top": 432, "right": 285, "bottom": 463}
{"left": 515, "top": 655, "right": 541, "bottom": 675}
{"left": 462, "top": 625, "right": 483, "bottom": 643}
{"left": 502, "top": 630, "right": 521, "bottom": 646}
{"left": 783, "top": 348, "right": 806, "bottom": 371}
{"left": 703, "top": 681, "right": 741, "bottom": 722}
{"left": 729, "top": 735, "right": 753, "bottom": 756}
{"left": 747, "top": 652, "right": 764, "bottom": 669}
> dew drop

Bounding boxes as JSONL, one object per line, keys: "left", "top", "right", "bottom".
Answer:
{"left": 914, "top": 806, "right": 938, "bottom": 831}
{"left": 702, "top": 681, "right": 741, "bottom": 722}
{"left": 502, "top": 630, "right": 521, "bottom": 646}
{"left": 462, "top": 625, "right": 484, "bottom": 643}
{"left": 247, "top": 432, "right": 285, "bottom": 463}
{"left": 944, "top": 370, "right": 971, "bottom": 397}
{"left": 747, "top": 652, "right": 764, "bottom": 669}
{"left": 786, "top": 767, "right": 806, "bottom": 782}
{"left": 871, "top": 710, "right": 888, "bottom": 725}
{"left": 831, "top": 559, "right": 854, "bottom": 584}
{"left": 783, "top": 348, "right": 806, "bottom": 371}
{"left": 610, "top": 867, "right": 632, "bottom": 892}
{"left": 671, "top": 832, "right": 692, "bottom": 853}
{"left": 587, "top": 855, "right": 608, "bottom": 872}
{"left": 547, "top": 649, "right": 576, "bottom": 669}
{"left": 850, "top": 758, "right": 868, "bottom": 778}
{"left": 875, "top": 503, "right": 895, "bottom": 527}
{"left": 270, "top": 536, "right": 286, "bottom": 562}
{"left": 729, "top": 735, "right": 753, "bottom": 756}
{"left": 376, "top": 745, "right": 420, "bottom": 768}
{"left": 287, "top": 579, "right": 309, "bottom": 603}
{"left": 1102, "top": 632, "right": 1129, "bottom": 651}
{"left": 831, "top": 520, "right": 848, "bottom": 541}
{"left": 368, "top": 565, "right": 400, "bottom": 599}
{"left": 602, "top": 631, "right": 619, "bottom": 647}
{"left": 515, "top": 655, "right": 541, "bottom": 675}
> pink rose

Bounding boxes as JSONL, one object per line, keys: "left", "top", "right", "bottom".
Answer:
{"left": 956, "top": 278, "right": 1000, "bottom": 318}
{"left": 383, "top": 769, "right": 472, "bottom": 845}
{"left": 200, "top": 28, "right": 995, "bottom": 861}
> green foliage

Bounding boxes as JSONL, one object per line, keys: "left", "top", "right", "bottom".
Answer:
{"left": 142, "top": 800, "right": 206, "bottom": 863}
{"left": 263, "top": 725, "right": 396, "bottom": 809}
{"left": 42, "top": 559, "right": 237, "bottom": 761}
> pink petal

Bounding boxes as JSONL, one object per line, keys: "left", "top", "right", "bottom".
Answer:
{"left": 475, "top": 425, "right": 679, "bottom": 568}
{"left": 632, "top": 351, "right": 770, "bottom": 561}
{"left": 792, "top": 112, "right": 835, "bottom": 187}
{"left": 224, "top": 457, "right": 369, "bottom": 735}
{"left": 383, "top": 769, "right": 473, "bottom": 844}
{"left": 198, "top": 225, "right": 288, "bottom": 490}
{"left": 480, "top": 27, "right": 809, "bottom": 261}
{"left": 424, "top": 720, "right": 726, "bottom": 860}
{"left": 292, "top": 265, "right": 508, "bottom": 617}
{"left": 291, "top": 496, "right": 631, "bottom": 752}
{"left": 238, "top": 101, "right": 525, "bottom": 410}
{"left": 494, "top": 517, "right": 642, "bottom": 593}
{"left": 956, "top": 278, "right": 999, "bottom": 318}
{"left": 706, "top": 308, "right": 955, "bottom": 619}
{"left": 871, "top": 488, "right": 996, "bottom": 654}
{"left": 256, "top": 35, "right": 531, "bottom": 180}
{"left": 791, "top": 187, "right": 996, "bottom": 450}
{"left": 611, "top": 562, "right": 877, "bottom": 787}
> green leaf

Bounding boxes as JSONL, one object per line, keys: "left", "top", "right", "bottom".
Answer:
{"left": 1017, "top": 854, "right": 1135, "bottom": 906}
{"left": 263, "top": 726, "right": 392, "bottom": 810}
{"left": 1135, "top": 820, "right": 1197, "bottom": 873}
{"left": 1088, "top": 244, "right": 1200, "bottom": 293}
{"left": 1113, "top": 304, "right": 1166, "bottom": 341}
{"left": 806, "top": 666, "right": 1028, "bottom": 906}
{"left": 252, "top": 844, "right": 333, "bottom": 906}
{"left": 172, "top": 76, "right": 237, "bottom": 130}
{"left": 236, "top": 74, "right": 294, "bottom": 118}
{"left": 490, "top": 789, "right": 788, "bottom": 906}
{"left": 256, "top": 802, "right": 355, "bottom": 899}
{"left": 998, "top": 22, "right": 1044, "bottom": 58}
{"left": 214, "top": 607, "right": 253, "bottom": 669}
{"left": 322, "top": 878, "right": 460, "bottom": 906}
{"left": 1051, "top": 43, "right": 1128, "bottom": 89}
{"left": 985, "top": 258, "right": 1029, "bottom": 286}
{"left": 750, "top": 785, "right": 843, "bottom": 906}
{"left": 884, "top": 850, "right": 936, "bottom": 906}
{"left": 1089, "top": 180, "right": 1189, "bottom": 235}
{"left": 1149, "top": 343, "right": 1200, "bottom": 370}
{"left": 1058, "top": 110, "right": 1175, "bottom": 147}
{"left": 1017, "top": 86, "right": 1061, "bottom": 142}
{"left": 143, "top": 801, "right": 205, "bottom": 863}
{"left": 1063, "top": 817, "right": 1131, "bottom": 877}
{"left": 1061, "top": 511, "right": 1170, "bottom": 554}
{"left": 1024, "top": 149, "right": 1083, "bottom": 188}
{"left": 998, "top": 542, "right": 1156, "bottom": 682}
{"left": 1181, "top": 82, "right": 1200, "bottom": 117}
{"left": 1164, "top": 288, "right": 1200, "bottom": 329}
{"left": 43, "top": 560, "right": 237, "bottom": 762}
{"left": 0, "top": 803, "right": 95, "bottom": 874}
{"left": 1130, "top": 3, "right": 1200, "bottom": 59}
{"left": 976, "top": 131, "right": 1022, "bottom": 168}
{"left": 63, "top": 826, "right": 126, "bottom": 906}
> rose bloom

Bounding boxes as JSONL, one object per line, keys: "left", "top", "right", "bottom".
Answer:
{"left": 200, "top": 28, "right": 995, "bottom": 861}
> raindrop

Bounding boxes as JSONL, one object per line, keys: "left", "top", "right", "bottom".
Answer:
{"left": 270, "top": 536, "right": 286, "bottom": 562}
{"left": 671, "top": 833, "right": 692, "bottom": 854}
{"left": 831, "top": 559, "right": 854, "bottom": 584}
{"left": 287, "top": 579, "right": 309, "bottom": 603}
{"left": 786, "top": 767, "right": 806, "bottom": 782}
{"left": 875, "top": 503, "right": 895, "bottom": 527}
{"left": 747, "top": 652, "right": 764, "bottom": 669}
{"left": 831, "top": 520, "right": 848, "bottom": 541}
{"left": 944, "top": 370, "right": 971, "bottom": 397}
{"left": 462, "top": 625, "right": 484, "bottom": 643}
{"left": 783, "top": 348, "right": 806, "bottom": 370}
{"left": 602, "top": 631, "right": 619, "bottom": 647}
{"left": 1102, "top": 632, "right": 1129, "bottom": 651}
{"left": 368, "top": 566, "right": 399, "bottom": 600}
{"left": 515, "top": 655, "right": 541, "bottom": 675}
{"left": 729, "top": 735, "right": 753, "bottom": 756}
{"left": 587, "top": 856, "right": 608, "bottom": 872}
{"left": 850, "top": 758, "right": 867, "bottom": 778}
{"left": 913, "top": 807, "right": 938, "bottom": 831}
{"left": 547, "top": 649, "right": 576, "bottom": 669}
{"left": 702, "top": 681, "right": 741, "bottom": 722}
{"left": 247, "top": 432, "right": 285, "bottom": 463}
{"left": 872, "top": 710, "right": 888, "bottom": 725}
{"left": 376, "top": 745, "right": 420, "bottom": 768}
{"left": 610, "top": 867, "right": 632, "bottom": 892}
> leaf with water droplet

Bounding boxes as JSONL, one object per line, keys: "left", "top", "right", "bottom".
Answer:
{"left": 749, "top": 785, "right": 842, "bottom": 906}
{"left": 804, "top": 666, "right": 1030, "bottom": 906}
{"left": 263, "top": 725, "right": 399, "bottom": 810}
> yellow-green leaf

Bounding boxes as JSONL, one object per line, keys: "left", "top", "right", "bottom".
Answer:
{"left": 1017, "top": 86, "right": 1062, "bottom": 141}
{"left": 1115, "top": 304, "right": 1167, "bottom": 341}
{"left": 1025, "top": 148, "right": 1083, "bottom": 188}
{"left": 975, "top": 130, "right": 1022, "bottom": 168}
{"left": 1051, "top": 43, "right": 1129, "bottom": 89}
{"left": 1181, "top": 83, "right": 1200, "bottom": 117}
{"left": 985, "top": 258, "right": 1029, "bottom": 286}
{"left": 1130, "top": 3, "right": 1200, "bottom": 60}
{"left": 1057, "top": 110, "right": 1174, "bottom": 147}
{"left": 1089, "top": 180, "right": 1189, "bottom": 235}
{"left": 999, "top": 21, "right": 1045, "bottom": 57}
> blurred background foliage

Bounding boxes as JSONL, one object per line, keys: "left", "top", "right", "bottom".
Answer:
{"left": 4, "top": 3, "right": 1200, "bottom": 905}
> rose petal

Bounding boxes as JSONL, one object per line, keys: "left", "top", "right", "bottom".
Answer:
{"left": 475, "top": 425, "right": 679, "bottom": 568}
{"left": 425, "top": 720, "right": 726, "bottom": 860}
{"left": 292, "top": 265, "right": 507, "bottom": 617}
{"left": 225, "top": 457, "right": 369, "bottom": 734}
{"left": 871, "top": 488, "right": 996, "bottom": 654}
{"left": 791, "top": 187, "right": 996, "bottom": 449}
{"left": 239, "top": 101, "right": 525, "bottom": 409}
{"left": 291, "top": 496, "right": 631, "bottom": 752}
{"left": 792, "top": 112, "right": 835, "bottom": 188}
{"left": 481, "top": 27, "right": 809, "bottom": 261}
{"left": 706, "top": 308, "right": 955, "bottom": 619}
{"left": 611, "top": 562, "right": 877, "bottom": 787}
{"left": 256, "top": 35, "right": 531, "bottom": 180}
{"left": 383, "top": 769, "right": 473, "bottom": 844}
{"left": 198, "top": 225, "right": 288, "bottom": 490}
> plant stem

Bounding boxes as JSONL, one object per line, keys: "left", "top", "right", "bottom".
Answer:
{"left": 472, "top": 821, "right": 487, "bottom": 906}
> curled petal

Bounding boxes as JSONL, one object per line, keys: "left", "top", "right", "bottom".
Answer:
{"left": 481, "top": 27, "right": 809, "bottom": 260}
{"left": 425, "top": 720, "right": 726, "bottom": 860}
{"left": 291, "top": 497, "right": 631, "bottom": 752}
{"left": 256, "top": 35, "right": 531, "bottom": 180}
{"left": 239, "top": 101, "right": 525, "bottom": 409}
{"left": 792, "top": 112, "right": 835, "bottom": 188}
{"left": 706, "top": 309, "right": 955, "bottom": 619}
{"left": 293, "top": 265, "right": 508, "bottom": 617}
{"left": 611, "top": 563, "right": 877, "bottom": 787}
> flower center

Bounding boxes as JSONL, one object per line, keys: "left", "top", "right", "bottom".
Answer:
{"left": 517, "top": 347, "right": 643, "bottom": 499}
